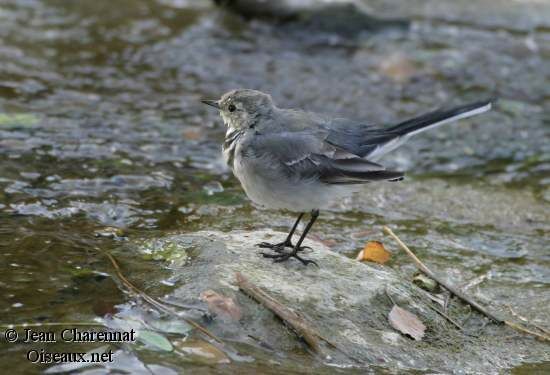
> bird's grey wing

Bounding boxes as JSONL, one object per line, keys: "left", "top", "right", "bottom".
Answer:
{"left": 246, "top": 131, "right": 403, "bottom": 184}
{"left": 312, "top": 156, "right": 404, "bottom": 184}
{"left": 273, "top": 109, "right": 396, "bottom": 159}
{"left": 324, "top": 118, "right": 401, "bottom": 159}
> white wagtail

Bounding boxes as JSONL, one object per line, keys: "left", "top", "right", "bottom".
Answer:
{"left": 202, "top": 90, "right": 492, "bottom": 266}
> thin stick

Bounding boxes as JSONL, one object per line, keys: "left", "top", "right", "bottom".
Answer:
{"left": 425, "top": 303, "right": 463, "bottom": 331}
{"left": 104, "top": 252, "right": 223, "bottom": 344}
{"left": 234, "top": 273, "right": 362, "bottom": 363}
{"left": 503, "top": 320, "right": 550, "bottom": 342}
{"left": 235, "top": 272, "right": 322, "bottom": 353}
{"left": 384, "top": 227, "right": 550, "bottom": 341}
{"left": 507, "top": 305, "right": 550, "bottom": 336}
{"left": 383, "top": 226, "right": 503, "bottom": 324}
{"left": 443, "top": 292, "right": 451, "bottom": 314}
{"left": 460, "top": 274, "right": 489, "bottom": 292}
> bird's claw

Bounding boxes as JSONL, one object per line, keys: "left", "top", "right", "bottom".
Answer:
{"left": 261, "top": 247, "right": 318, "bottom": 267}
{"left": 257, "top": 241, "right": 292, "bottom": 253}
{"left": 257, "top": 241, "right": 311, "bottom": 252}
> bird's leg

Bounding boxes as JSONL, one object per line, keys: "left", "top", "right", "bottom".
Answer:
{"left": 262, "top": 210, "right": 319, "bottom": 267}
{"left": 257, "top": 213, "right": 304, "bottom": 252}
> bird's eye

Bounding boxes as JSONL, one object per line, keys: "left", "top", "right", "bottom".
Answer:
{"left": 228, "top": 104, "right": 236, "bottom": 113}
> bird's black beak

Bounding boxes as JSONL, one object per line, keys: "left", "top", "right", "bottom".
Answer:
{"left": 201, "top": 99, "right": 220, "bottom": 109}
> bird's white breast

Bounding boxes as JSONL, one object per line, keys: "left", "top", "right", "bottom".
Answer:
{"left": 231, "top": 139, "right": 357, "bottom": 212}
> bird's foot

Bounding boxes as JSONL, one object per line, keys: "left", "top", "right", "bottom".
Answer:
{"left": 257, "top": 240, "right": 292, "bottom": 253}
{"left": 261, "top": 247, "right": 318, "bottom": 267}
{"left": 257, "top": 240, "right": 311, "bottom": 253}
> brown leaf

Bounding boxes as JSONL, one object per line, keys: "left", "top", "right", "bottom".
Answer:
{"left": 200, "top": 290, "right": 242, "bottom": 321}
{"left": 388, "top": 305, "right": 426, "bottom": 341}
{"left": 173, "top": 338, "right": 230, "bottom": 364}
{"left": 356, "top": 241, "right": 391, "bottom": 264}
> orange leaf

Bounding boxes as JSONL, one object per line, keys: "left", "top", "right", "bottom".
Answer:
{"left": 356, "top": 241, "right": 391, "bottom": 264}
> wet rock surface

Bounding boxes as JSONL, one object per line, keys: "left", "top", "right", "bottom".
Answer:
{"left": 137, "top": 229, "right": 550, "bottom": 373}
{"left": 0, "top": 0, "right": 548, "bottom": 373}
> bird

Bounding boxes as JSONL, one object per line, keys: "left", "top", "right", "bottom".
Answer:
{"left": 202, "top": 89, "right": 493, "bottom": 266}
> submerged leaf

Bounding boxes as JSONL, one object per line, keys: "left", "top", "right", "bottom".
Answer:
{"left": 138, "top": 330, "right": 173, "bottom": 351}
{"left": 378, "top": 53, "right": 418, "bottom": 83}
{"left": 149, "top": 319, "right": 193, "bottom": 335}
{"left": 388, "top": 305, "right": 426, "bottom": 341}
{"left": 356, "top": 241, "right": 391, "bottom": 264}
{"left": 174, "top": 338, "right": 230, "bottom": 364}
{"left": 106, "top": 316, "right": 144, "bottom": 333}
{"left": 182, "top": 126, "right": 205, "bottom": 140}
{"left": 200, "top": 290, "right": 242, "bottom": 321}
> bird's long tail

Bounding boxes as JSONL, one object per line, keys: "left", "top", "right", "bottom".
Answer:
{"left": 367, "top": 99, "right": 494, "bottom": 160}
{"left": 387, "top": 99, "right": 493, "bottom": 137}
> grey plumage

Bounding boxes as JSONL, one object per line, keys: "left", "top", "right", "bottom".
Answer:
{"left": 202, "top": 89, "right": 493, "bottom": 265}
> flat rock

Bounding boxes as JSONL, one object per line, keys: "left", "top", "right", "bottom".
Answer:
{"left": 136, "top": 229, "right": 550, "bottom": 373}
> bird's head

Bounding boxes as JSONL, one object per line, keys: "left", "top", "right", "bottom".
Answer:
{"left": 202, "top": 89, "right": 275, "bottom": 130}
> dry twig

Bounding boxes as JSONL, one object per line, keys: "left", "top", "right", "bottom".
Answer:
{"left": 383, "top": 226, "right": 502, "bottom": 323}
{"left": 425, "top": 303, "right": 463, "bottom": 331}
{"left": 235, "top": 272, "right": 322, "bottom": 353}
{"left": 383, "top": 226, "right": 550, "bottom": 342}
{"left": 503, "top": 320, "right": 550, "bottom": 341}
{"left": 507, "top": 305, "right": 550, "bottom": 336}
{"left": 460, "top": 273, "right": 489, "bottom": 292}
{"left": 235, "top": 273, "right": 363, "bottom": 363}
{"left": 104, "top": 252, "right": 223, "bottom": 344}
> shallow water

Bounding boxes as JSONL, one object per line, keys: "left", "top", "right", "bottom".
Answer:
{"left": 0, "top": 0, "right": 548, "bottom": 373}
